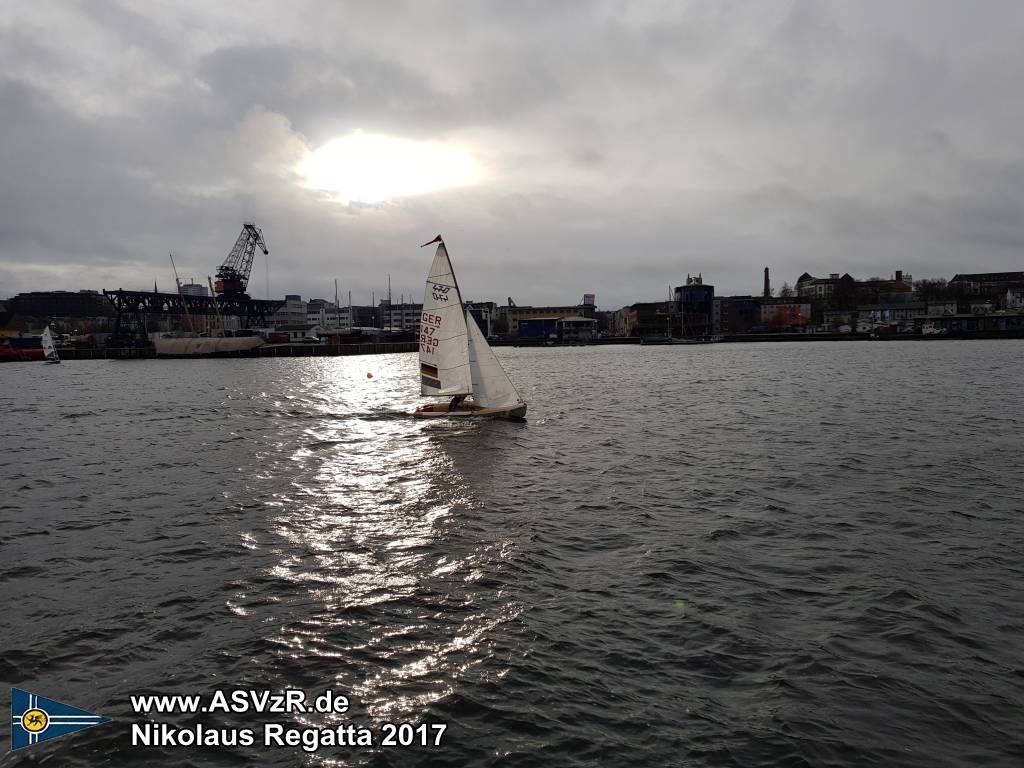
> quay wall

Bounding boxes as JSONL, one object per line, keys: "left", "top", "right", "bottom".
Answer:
{"left": 58, "top": 342, "right": 419, "bottom": 360}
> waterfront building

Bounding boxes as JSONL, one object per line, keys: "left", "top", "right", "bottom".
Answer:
{"left": 272, "top": 295, "right": 308, "bottom": 327}
{"left": 822, "top": 309, "right": 856, "bottom": 332}
{"left": 497, "top": 300, "right": 596, "bottom": 336}
{"left": 274, "top": 323, "right": 320, "bottom": 341}
{"left": 10, "top": 290, "right": 113, "bottom": 319}
{"left": 178, "top": 282, "right": 208, "bottom": 297}
{"left": 612, "top": 306, "right": 637, "bottom": 336}
{"left": 517, "top": 316, "right": 597, "bottom": 341}
{"left": 517, "top": 317, "right": 559, "bottom": 339}
{"left": 863, "top": 271, "right": 914, "bottom": 297}
{"left": 392, "top": 303, "right": 422, "bottom": 331}
{"left": 712, "top": 295, "right": 761, "bottom": 334}
{"left": 336, "top": 305, "right": 378, "bottom": 330}
{"left": 797, "top": 271, "right": 913, "bottom": 306}
{"left": 378, "top": 301, "right": 423, "bottom": 331}
{"left": 558, "top": 317, "right": 597, "bottom": 341}
{"left": 466, "top": 300, "right": 497, "bottom": 337}
{"left": 760, "top": 297, "right": 812, "bottom": 330}
{"left": 923, "top": 313, "right": 1024, "bottom": 334}
{"left": 949, "top": 271, "right": 1024, "bottom": 295}
{"left": 1007, "top": 288, "right": 1024, "bottom": 310}
{"left": 307, "top": 299, "right": 341, "bottom": 328}
{"left": 6, "top": 290, "right": 116, "bottom": 334}
{"left": 796, "top": 272, "right": 851, "bottom": 300}
{"left": 926, "top": 301, "right": 958, "bottom": 316}
{"left": 855, "top": 302, "right": 927, "bottom": 332}
{"left": 674, "top": 274, "right": 714, "bottom": 337}
{"left": 619, "top": 301, "right": 676, "bottom": 337}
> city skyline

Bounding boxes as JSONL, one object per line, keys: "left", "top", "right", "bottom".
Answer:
{"left": 3, "top": 2, "right": 1024, "bottom": 307}
{"left": 0, "top": 263, "right": 972, "bottom": 312}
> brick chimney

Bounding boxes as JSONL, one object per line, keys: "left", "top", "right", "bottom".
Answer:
{"left": 763, "top": 267, "right": 771, "bottom": 298}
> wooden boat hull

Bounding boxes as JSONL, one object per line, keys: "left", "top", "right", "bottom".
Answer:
{"left": 413, "top": 403, "right": 527, "bottom": 420}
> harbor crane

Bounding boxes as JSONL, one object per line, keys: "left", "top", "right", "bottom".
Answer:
{"left": 214, "top": 222, "right": 269, "bottom": 297}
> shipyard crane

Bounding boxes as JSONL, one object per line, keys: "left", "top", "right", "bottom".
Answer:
{"left": 214, "top": 222, "right": 269, "bottom": 297}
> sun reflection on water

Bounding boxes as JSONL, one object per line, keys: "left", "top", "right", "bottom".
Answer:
{"left": 231, "top": 355, "right": 522, "bottom": 725}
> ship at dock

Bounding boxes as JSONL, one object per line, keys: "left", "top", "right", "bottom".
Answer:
{"left": 156, "top": 224, "right": 271, "bottom": 357}
{"left": 102, "top": 223, "right": 284, "bottom": 358}
{"left": 153, "top": 328, "right": 265, "bottom": 357}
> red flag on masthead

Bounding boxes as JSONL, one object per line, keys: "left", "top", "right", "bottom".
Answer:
{"left": 420, "top": 234, "right": 444, "bottom": 248}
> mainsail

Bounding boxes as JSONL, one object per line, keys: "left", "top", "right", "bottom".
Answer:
{"left": 419, "top": 241, "right": 472, "bottom": 396}
{"left": 41, "top": 326, "right": 59, "bottom": 362}
{"left": 466, "top": 309, "right": 523, "bottom": 409}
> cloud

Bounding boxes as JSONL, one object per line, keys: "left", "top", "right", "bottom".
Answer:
{"left": 2, "top": 0, "right": 1024, "bottom": 307}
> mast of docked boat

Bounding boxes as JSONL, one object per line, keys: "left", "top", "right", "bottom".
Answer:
{"left": 207, "top": 276, "right": 225, "bottom": 334}
{"left": 169, "top": 253, "right": 195, "bottom": 335}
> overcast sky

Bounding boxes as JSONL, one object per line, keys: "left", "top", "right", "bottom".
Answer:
{"left": 2, "top": 1, "right": 1023, "bottom": 308}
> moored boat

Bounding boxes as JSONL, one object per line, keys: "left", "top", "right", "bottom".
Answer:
{"left": 154, "top": 330, "right": 265, "bottom": 357}
{"left": 0, "top": 335, "right": 45, "bottom": 362}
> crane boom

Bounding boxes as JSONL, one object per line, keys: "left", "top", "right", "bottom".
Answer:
{"left": 214, "top": 222, "right": 269, "bottom": 297}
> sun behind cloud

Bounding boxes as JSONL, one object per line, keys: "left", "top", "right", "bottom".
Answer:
{"left": 297, "top": 131, "right": 482, "bottom": 203}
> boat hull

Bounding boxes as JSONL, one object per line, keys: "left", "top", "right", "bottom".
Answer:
{"left": 0, "top": 345, "right": 44, "bottom": 362}
{"left": 154, "top": 337, "right": 265, "bottom": 357}
{"left": 413, "top": 403, "right": 527, "bottom": 420}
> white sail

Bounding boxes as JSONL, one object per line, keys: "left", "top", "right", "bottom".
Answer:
{"left": 419, "top": 242, "right": 472, "bottom": 396}
{"left": 41, "top": 326, "right": 59, "bottom": 361}
{"left": 466, "top": 309, "right": 523, "bottom": 409}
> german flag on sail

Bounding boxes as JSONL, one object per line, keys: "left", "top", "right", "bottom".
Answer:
{"left": 421, "top": 362, "right": 440, "bottom": 388}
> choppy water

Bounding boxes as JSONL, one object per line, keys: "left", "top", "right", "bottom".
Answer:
{"left": 1, "top": 341, "right": 1022, "bottom": 767}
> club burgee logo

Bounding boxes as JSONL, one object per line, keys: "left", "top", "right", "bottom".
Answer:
{"left": 11, "top": 688, "right": 111, "bottom": 750}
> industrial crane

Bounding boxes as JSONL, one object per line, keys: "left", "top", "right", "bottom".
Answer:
{"left": 214, "top": 222, "right": 269, "bottom": 297}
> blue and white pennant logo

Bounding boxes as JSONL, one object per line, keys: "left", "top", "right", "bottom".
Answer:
{"left": 11, "top": 688, "right": 111, "bottom": 750}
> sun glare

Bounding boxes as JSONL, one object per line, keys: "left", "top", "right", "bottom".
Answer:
{"left": 297, "top": 131, "right": 481, "bottom": 203}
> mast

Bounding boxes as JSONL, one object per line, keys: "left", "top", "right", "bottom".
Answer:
{"left": 207, "top": 276, "right": 225, "bottom": 333}
{"left": 170, "top": 253, "right": 195, "bottom": 334}
{"left": 440, "top": 237, "right": 466, "bottom": 312}
{"left": 334, "top": 278, "right": 340, "bottom": 329}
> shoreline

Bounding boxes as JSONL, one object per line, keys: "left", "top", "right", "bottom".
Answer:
{"left": 39, "top": 330, "right": 1024, "bottom": 360}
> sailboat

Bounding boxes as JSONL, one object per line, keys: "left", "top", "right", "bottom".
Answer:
{"left": 413, "top": 236, "right": 527, "bottom": 420}
{"left": 41, "top": 326, "right": 61, "bottom": 364}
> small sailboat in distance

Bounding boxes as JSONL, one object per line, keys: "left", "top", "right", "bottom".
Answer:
{"left": 413, "top": 235, "right": 527, "bottom": 420}
{"left": 41, "top": 326, "right": 61, "bottom": 364}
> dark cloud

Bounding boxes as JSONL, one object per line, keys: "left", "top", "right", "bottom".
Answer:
{"left": 2, "top": 0, "right": 1023, "bottom": 307}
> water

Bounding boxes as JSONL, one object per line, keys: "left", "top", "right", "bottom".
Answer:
{"left": 1, "top": 341, "right": 1022, "bottom": 767}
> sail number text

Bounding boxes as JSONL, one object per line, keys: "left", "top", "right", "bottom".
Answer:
{"left": 420, "top": 312, "right": 443, "bottom": 354}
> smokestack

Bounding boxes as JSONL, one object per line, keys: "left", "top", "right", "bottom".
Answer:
{"left": 763, "top": 267, "right": 771, "bottom": 298}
